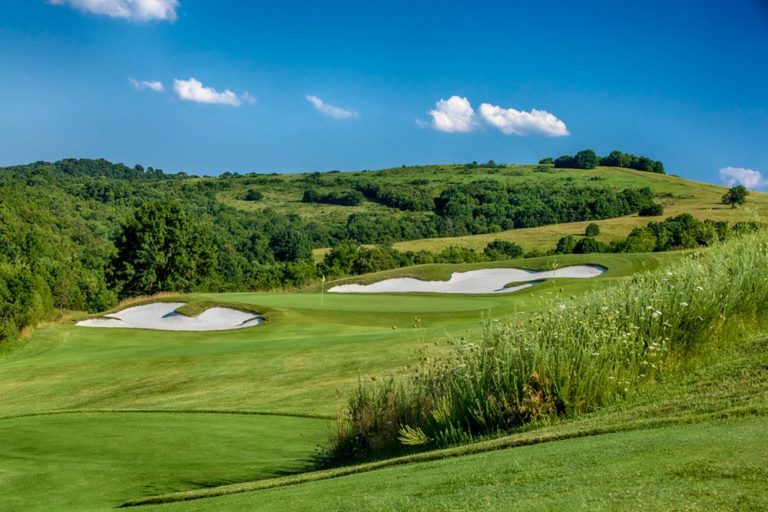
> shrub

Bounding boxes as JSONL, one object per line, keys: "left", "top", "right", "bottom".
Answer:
{"left": 585, "top": 223, "right": 600, "bottom": 237}
{"left": 483, "top": 239, "right": 523, "bottom": 260}
{"left": 243, "top": 189, "right": 263, "bottom": 201}
{"left": 639, "top": 203, "right": 664, "bottom": 217}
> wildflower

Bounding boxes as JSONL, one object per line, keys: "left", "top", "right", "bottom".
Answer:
{"left": 652, "top": 310, "right": 662, "bottom": 318}
{"left": 680, "top": 301, "right": 689, "bottom": 307}
{"left": 557, "top": 304, "right": 567, "bottom": 311}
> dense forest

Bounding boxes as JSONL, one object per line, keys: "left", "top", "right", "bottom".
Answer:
{"left": 0, "top": 157, "right": 751, "bottom": 345}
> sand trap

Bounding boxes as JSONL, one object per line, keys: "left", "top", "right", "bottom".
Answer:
{"left": 328, "top": 266, "right": 606, "bottom": 294}
{"left": 77, "top": 302, "right": 264, "bottom": 331}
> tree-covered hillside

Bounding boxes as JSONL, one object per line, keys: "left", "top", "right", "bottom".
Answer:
{"left": 0, "top": 156, "right": 763, "bottom": 344}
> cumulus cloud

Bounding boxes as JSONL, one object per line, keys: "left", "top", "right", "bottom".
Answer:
{"left": 48, "top": 0, "right": 179, "bottom": 22}
{"left": 129, "top": 77, "right": 164, "bottom": 92}
{"left": 306, "top": 95, "right": 359, "bottom": 119}
{"left": 478, "top": 103, "right": 569, "bottom": 137}
{"left": 429, "top": 96, "right": 479, "bottom": 133}
{"left": 719, "top": 167, "right": 765, "bottom": 189}
{"left": 173, "top": 78, "right": 243, "bottom": 106}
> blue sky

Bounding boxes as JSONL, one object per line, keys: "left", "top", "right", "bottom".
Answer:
{"left": 0, "top": 0, "right": 766, "bottom": 186}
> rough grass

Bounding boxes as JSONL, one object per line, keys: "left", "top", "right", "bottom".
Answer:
{"left": 329, "top": 230, "right": 768, "bottom": 461}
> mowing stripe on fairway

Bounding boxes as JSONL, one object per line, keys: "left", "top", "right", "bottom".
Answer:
{"left": 0, "top": 408, "right": 334, "bottom": 423}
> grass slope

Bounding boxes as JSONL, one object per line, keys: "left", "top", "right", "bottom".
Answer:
{"left": 127, "top": 328, "right": 768, "bottom": 511}
{"left": 0, "top": 253, "right": 667, "bottom": 511}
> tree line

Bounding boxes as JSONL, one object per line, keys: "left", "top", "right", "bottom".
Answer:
{"left": 540, "top": 149, "right": 665, "bottom": 174}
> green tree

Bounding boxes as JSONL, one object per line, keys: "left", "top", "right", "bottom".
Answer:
{"left": 112, "top": 201, "right": 215, "bottom": 297}
{"left": 555, "top": 235, "right": 577, "bottom": 254}
{"left": 269, "top": 229, "right": 312, "bottom": 263}
{"left": 585, "top": 223, "right": 600, "bottom": 237}
{"left": 574, "top": 149, "right": 599, "bottom": 169}
{"left": 721, "top": 185, "right": 748, "bottom": 208}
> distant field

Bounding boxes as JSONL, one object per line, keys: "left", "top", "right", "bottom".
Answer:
{"left": 279, "top": 165, "right": 768, "bottom": 258}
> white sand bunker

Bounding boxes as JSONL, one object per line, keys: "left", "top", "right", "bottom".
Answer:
{"left": 329, "top": 266, "right": 606, "bottom": 295}
{"left": 77, "top": 302, "right": 264, "bottom": 331}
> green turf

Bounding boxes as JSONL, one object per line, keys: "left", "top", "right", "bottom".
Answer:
{"left": 139, "top": 418, "right": 768, "bottom": 512}
{"left": 0, "top": 251, "right": 732, "bottom": 512}
{"left": 126, "top": 328, "right": 768, "bottom": 511}
{"left": 0, "top": 412, "right": 329, "bottom": 512}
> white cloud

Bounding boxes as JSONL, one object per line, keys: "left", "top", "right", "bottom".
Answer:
{"left": 129, "top": 78, "right": 164, "bottom": 92}
{"left": 173, "top": 78, "right": 243, "bottom": 106}
{"left": 48, "top": 0, "right": 179, "bottom": 22}
{"left": 719, "top": 167, "right": 765, "bottom": 189}
{"left": 429, "top": 96, "right": 479, "bottom": 133}
{"left": 241, "top": 92, "right": 257, "bottom": 105}
{"left": 478, "top": 103, "right": 569, "bottom": 137}
{"left": 306, "top": 95, "right": 359, "bottom": 119}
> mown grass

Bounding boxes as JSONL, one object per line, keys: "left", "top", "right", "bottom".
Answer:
{"left": 315, "top": 252, "right": 677, "bottom": 291}
{"left": 0, "top": 412, "right": 330, "bottom": 512}
{"left": 137, "top": 417, "right": 768, "bottom": 511}
{"left": 329, "top": 230, "right": 768, "bottom": 461}
{"left": 0, "top": 253, "right": 663, "bottom": 510}
{"left": 123, "top": 324, "right": 768, "bottom": 510}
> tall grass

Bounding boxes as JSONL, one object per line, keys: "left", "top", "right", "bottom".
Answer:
{"left": 327, "top": 230, "right": 768, "bottom": 463}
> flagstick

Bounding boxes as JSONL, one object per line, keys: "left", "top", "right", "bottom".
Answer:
{"left": 321, "top": 275, "right": 325, "bottom": 307}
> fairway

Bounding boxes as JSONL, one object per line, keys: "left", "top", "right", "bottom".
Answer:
{"left": 0, "top": 253, "right": 674, "bottom": 511}
{"left": 0, "top": 412, "right": 329, "bottom": 511}
{"left": 143, "top": 417, "right": 768, "bottom": 512}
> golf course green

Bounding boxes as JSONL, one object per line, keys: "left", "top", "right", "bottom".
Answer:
{"left": 0, "top": 252, "right": 677, "bottom": 511}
